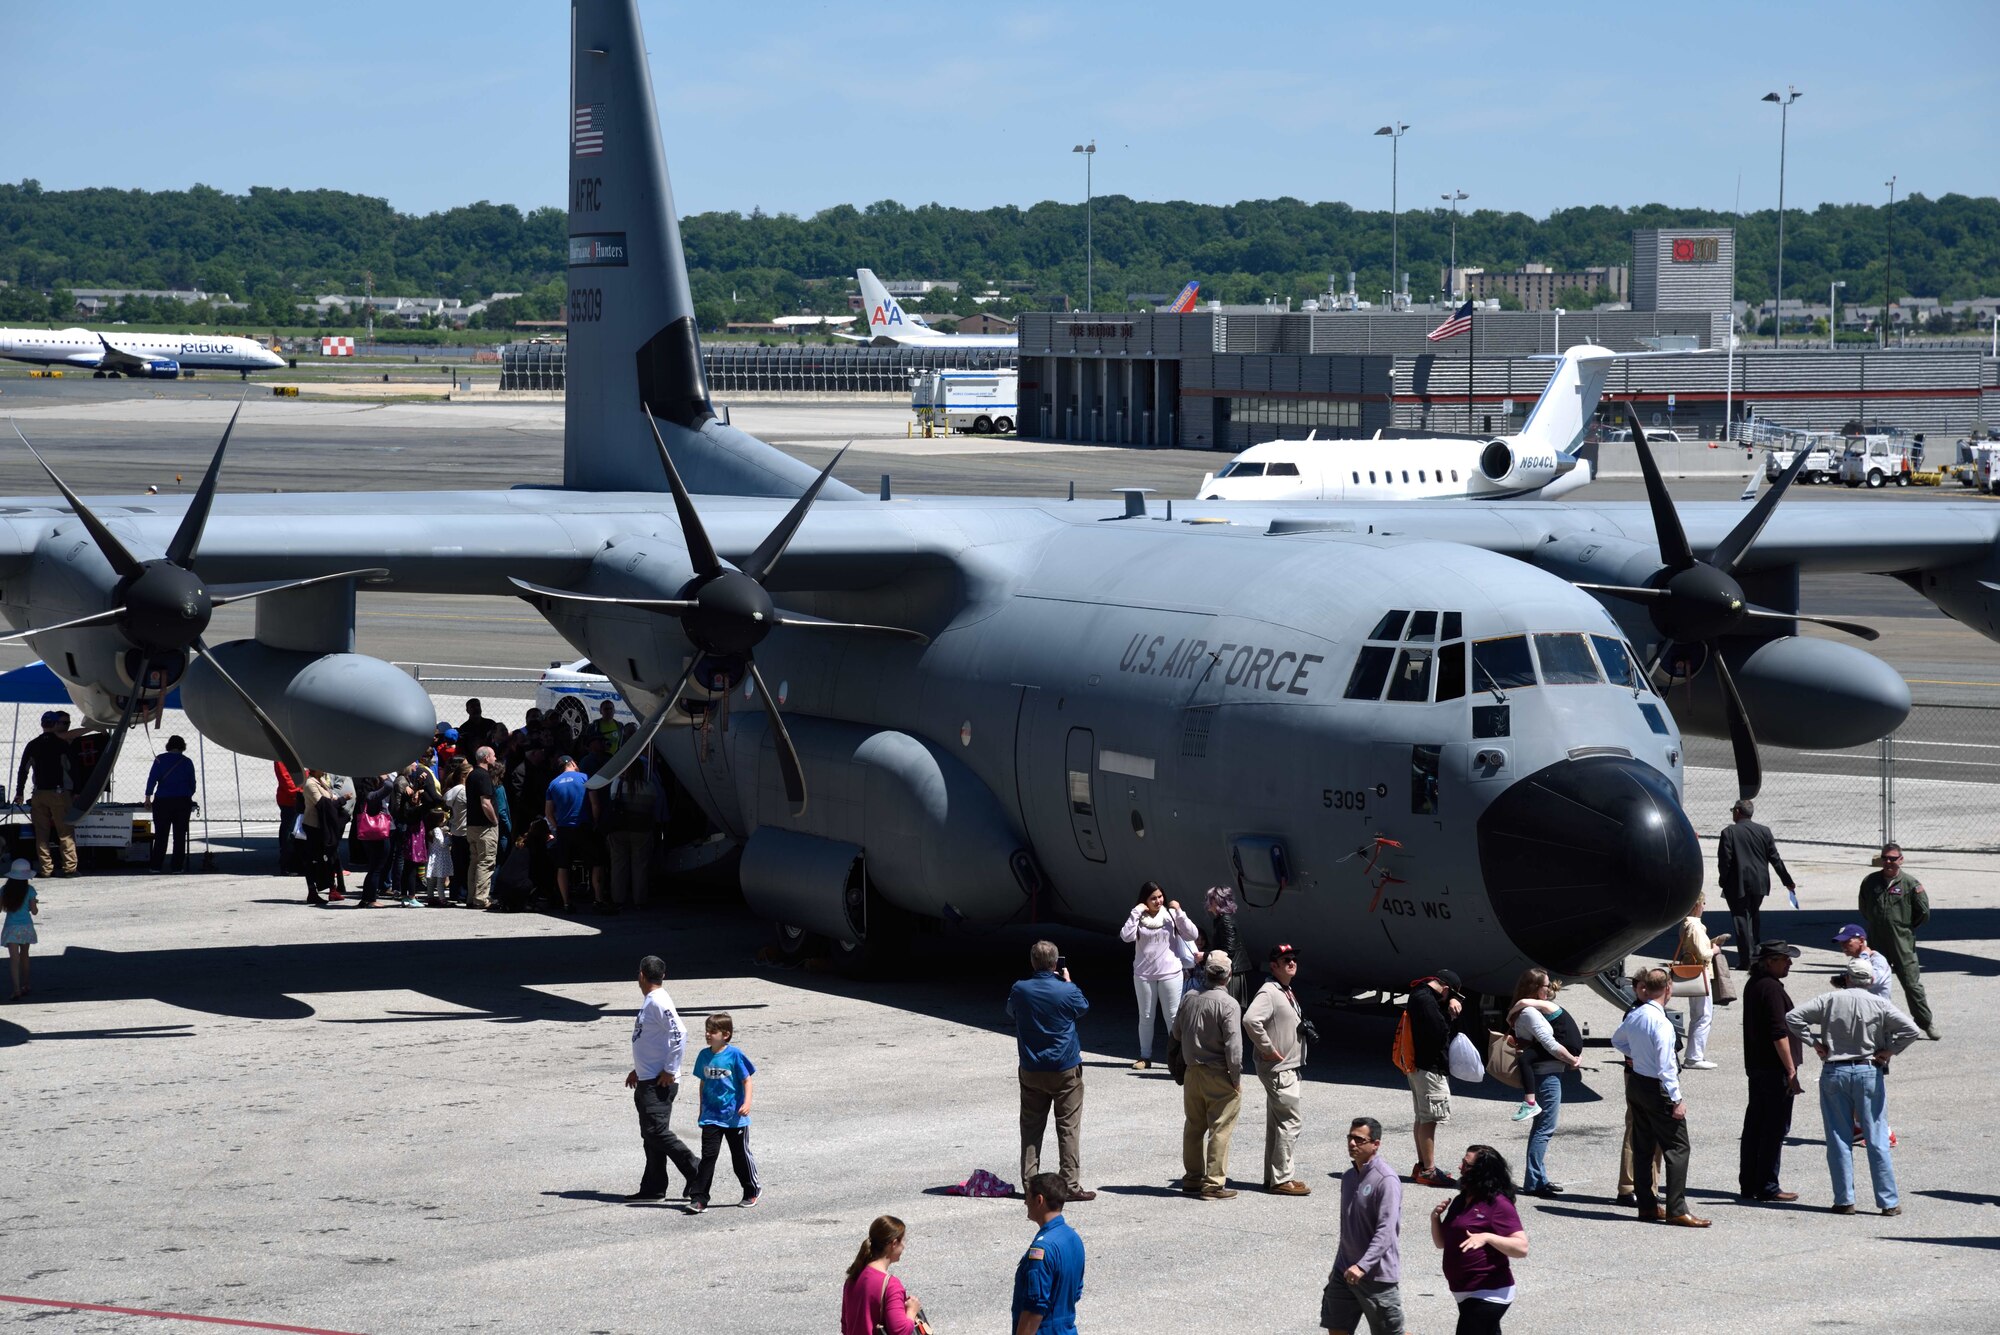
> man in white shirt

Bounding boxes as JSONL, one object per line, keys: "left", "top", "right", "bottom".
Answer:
{"left": 1832, "top": 924, "right": 1894, "bottom": 1000}
{"left": 1611, "top": 966, "right": 1710, "bottom": 1228}
{"left": 624, "top": 954, "right": 700, "bottom": 1201}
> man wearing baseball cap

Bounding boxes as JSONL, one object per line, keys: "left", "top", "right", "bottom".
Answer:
{"left": 1832, "top": 924, "right": 1893, "bottom": 1000}
{"left": 13, "top": 711, "right": 86, "bottom": 878}
{"left": 1740, "top": 941, "right": 1804, "bottom": 1203}
{"left": 1244, "top": 944, "right": 1310, "bottom": 1195}
{"left": 1786, "top": 956, "right": 1923, "bottom": 1215}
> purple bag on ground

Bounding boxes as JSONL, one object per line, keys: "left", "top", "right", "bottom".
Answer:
{"left": 944, "top": 1169, "right": 1015, "bottom": 1197}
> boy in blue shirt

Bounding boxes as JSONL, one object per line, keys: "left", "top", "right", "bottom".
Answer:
{"left": 689, "top": 1011, "right": 761, "bottom": 1213}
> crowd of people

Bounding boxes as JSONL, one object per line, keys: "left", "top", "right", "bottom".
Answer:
{"left": 274, "top": 698, "right": 670, "bottom": 914}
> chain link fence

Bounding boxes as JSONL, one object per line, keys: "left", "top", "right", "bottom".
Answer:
{"left": 1682, "top": 701, "right": 2000, "bottom": 854}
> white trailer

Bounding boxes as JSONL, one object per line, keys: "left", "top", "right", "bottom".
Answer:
{"left": 911, "top": 369, "right": 1017, "bottom": 434}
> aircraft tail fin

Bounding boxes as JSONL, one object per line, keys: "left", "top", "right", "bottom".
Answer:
{"left": 563, "top": 0, "right": 847, "bottom": 498}
{"left": 1515, "top": 345, "right": 1621, "bottom": 458}
{"left": 857, "top": 269, "right": 934, "bottom": 340}
{"left": 1166, "top": 281, "right": 1201, "bottom": 314}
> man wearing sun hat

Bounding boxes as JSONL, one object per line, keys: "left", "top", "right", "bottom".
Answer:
{"left": 1786, "top": 956, "right": 1923, "bottom": 1215}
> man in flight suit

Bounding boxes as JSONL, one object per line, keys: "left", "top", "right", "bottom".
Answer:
{"left": 1717, "top": 799, "right": 1796, "bottom": 971}
{"left": 1858, "top": 843, "right": 1937, "bottom": 1040}
{"left": 1012, "top": 1173, "right": 1084, "bottom": 1335}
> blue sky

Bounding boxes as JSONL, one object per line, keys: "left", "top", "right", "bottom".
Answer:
{"left": 3, "top": 1, "right": 1993, "bottom": 219}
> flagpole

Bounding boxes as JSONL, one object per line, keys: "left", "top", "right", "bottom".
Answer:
{"left": 1468, "top": 305, "right": 1475, "bottom": 433}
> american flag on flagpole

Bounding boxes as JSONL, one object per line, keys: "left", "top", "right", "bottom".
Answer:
{"left": 573, "top": 104, "right": 606, "bottom": 156}
{"left": 1427, "top": 300, "right": 1474, "bottom": 342}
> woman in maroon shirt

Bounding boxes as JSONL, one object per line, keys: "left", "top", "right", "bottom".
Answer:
{"left": 1429, "top": 1144, "right": 1529, "bottom": 1334}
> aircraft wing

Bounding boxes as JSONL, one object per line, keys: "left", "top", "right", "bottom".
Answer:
{"left": 91, "top": 333, "right": 159, "bottom": 373}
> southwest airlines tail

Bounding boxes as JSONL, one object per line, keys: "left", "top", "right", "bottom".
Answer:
{"left": 1165, "top": 281, "right": 1200, "bottom": 314}
{"left": 857, "top": 268, "right": 937, "bottom": 341}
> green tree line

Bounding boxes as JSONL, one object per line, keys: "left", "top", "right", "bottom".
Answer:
{"left": 3, "top": 178, "right": 1994, "bottom": 328}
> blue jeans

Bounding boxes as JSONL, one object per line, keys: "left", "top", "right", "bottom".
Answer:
{"left": 1821, "top": 1061, "right": 1897, "bottom": 1209}
{"left": 1522, "top": 1068, "right": 1562, "bottom": 1190}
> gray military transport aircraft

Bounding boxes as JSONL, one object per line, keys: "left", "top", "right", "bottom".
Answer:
{"left": 5, "top": 0, "right": 2000, "bottom": 1001}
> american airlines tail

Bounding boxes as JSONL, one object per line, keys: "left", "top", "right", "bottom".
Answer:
{"left": 856, "top": 268, "right": 937, "bottom": 340}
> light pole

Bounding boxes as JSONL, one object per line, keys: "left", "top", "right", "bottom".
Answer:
{"left": 1441, "top": 189, "right": 1468, "bottom": 299}
{"left": 1072, "top": 140, "right": 1096, "bottom": 312}
{"left": 1761, "top": 86, "right": 1801, "bottom": 347}
{"left": 1375, "top": 122, "right": 1409, "bottom": 307}
{"left": 1552, "top": 306, "right": 1564, "bottom": 354}
{"left": 1882, "top": 174, "right": 1897, "bottom": 348}
{"left": 1828, "top": 280, "right": 1844, "bottom": 349}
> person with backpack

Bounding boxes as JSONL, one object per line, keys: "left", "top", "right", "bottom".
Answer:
{"left": 1397, "top": 970, "right": 1465, "bottom": 1189}
{"left": 1506, "top": 969, "right": 1584, "bottom": 1198}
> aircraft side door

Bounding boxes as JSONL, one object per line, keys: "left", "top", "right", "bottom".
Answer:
{"left": 1064, "top": 727, "right": 1108, "bottom": 863}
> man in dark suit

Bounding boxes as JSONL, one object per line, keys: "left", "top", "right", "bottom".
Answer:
{"left": 1717, "top": 799, "right": 1797, "bottom": 970}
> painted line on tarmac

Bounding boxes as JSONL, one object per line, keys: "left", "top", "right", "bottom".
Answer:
{"left": 1907, "top": 679, "right": 2000, "bottom": 688}
{"left": 0, "top": 1294, "right": 370, "bottom": 1334}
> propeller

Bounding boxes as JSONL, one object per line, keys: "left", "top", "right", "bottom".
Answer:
{"left": 1573, "top": 406, "right": 1881, "bottom": 802}
{"left": 9, "top": 408, "right": 388, "bottom": 817}
{"left": 510, "top": 415, "right": 929, "bottom": 811}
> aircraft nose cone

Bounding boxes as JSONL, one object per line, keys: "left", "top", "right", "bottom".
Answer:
{"left": 1476, "top": 755, "right": 1700, "bottom": 977}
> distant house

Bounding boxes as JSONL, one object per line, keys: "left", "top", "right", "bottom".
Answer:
{"left": 953, "top": 312, "right": 1017, "bottom": 335}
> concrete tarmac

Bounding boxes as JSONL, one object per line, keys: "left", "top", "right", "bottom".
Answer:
{"left": 3, "top": 848, "right": 1995, "bottom": 1333}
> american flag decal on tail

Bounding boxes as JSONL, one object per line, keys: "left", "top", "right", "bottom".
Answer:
{"left": 573, "top": 104, "right": 606, "bottom": 156}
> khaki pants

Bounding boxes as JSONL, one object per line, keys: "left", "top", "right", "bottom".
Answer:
{"left": 1618, "top": 1102, "right": 1665, "bottom": 1195}
{"left": 1258, "top": 1066, "right": 1303, "bottom": 1186}
{"left": 1181, "top": 1062, "right": 1241, "bottom": 1192}
{"left": 30, "top": 790, "right": 76, "bottom": 876}
{"left": 1019, "top": 1066, "right": 1085, "bottom": 1191}
{"left": 466, "top": 825, "right": 498, "bottom": 907}
{"left": 608, "top": 829, "right": 654, "bottom": 904}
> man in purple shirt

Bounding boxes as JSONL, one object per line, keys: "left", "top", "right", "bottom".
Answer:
{"left": 1323, "top": 1115, "right": 1405, "bottom": 1335}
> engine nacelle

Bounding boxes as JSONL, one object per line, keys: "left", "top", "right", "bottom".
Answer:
{"left": 181, "top": 641, "right": 437, "bottom": 775}
{"left": 1479, "top": 439, "right": 1562, "bottom": 490}
{"left": 141, "top": 359, "right": 182, "bottom": 379}
{"left": 719, "top": 715, "right": 1034, "bottom": 927}
{"left": 1663, "top": 636, "right": 1910, "bottom": 750}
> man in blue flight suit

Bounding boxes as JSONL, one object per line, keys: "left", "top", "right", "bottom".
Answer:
{"left": 1012, "top": 1172, "right": 1084, "bottom": 1335}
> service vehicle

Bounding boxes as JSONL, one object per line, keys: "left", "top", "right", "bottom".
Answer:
{"left": 1765, "top": 433, "right": 1842, "bottom": 485}
{"left": 1838, "top": 434, "right": 1920, "bottom": 489}
{"left": 910, "top": 368, "right": 1017, "bottom": 434}
{"left": 534, "top": 658, "right": 637, "bottom": 748}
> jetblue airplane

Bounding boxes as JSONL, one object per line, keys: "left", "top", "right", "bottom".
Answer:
{"left": 0, "top": 326, "right": 287, "bottom": 378}
{"left": 842, "top": 269, "right": 1018, "bottom": 348}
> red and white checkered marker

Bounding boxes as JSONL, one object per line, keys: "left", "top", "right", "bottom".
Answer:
{"left": 320, "top": 336, "right": 355, "bottom": 357}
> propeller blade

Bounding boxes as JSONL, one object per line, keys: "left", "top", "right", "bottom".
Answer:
{"left": 741, "top": 443, "right": 850, "bottom": 586}
{"left": 585, "top": 659, "right": 700, "bottom": 791}
{"left": 1708, "top": 435, "right": 1812, "bottom": 578}
{"left": 1572, "top": 583, "right": 1670, "bottom": 605}
{"left": 164, "top": 397, "right": 247, "bottom": 566}
{"left": 210, "top": 567, "right": 391, "bottom": 608}
{"left": 1738, "top": 607, "right": 1882, "bottom": 641}
{"left": 1711, "top": 653, "right": 1762, "bottom": 802}
{"left": 1625, "top": 406, "right": 1695, "bottom": 574}
{"left": 645, "top": 411, "right": 722, "bottom": 580}
{"left": 0, "top": 606, "right": 126, "bottom": 645}
{"left": 505, "top": 576, "right": 695, "bottom": 614}
{"left": 10, "top": 421, "right": 142, "bottom": 578}
{"left": 191, "top": 637, "right": 306, "bottom": 777}
{"left": 748, "top": 660, "right": 806, "bottom": 813}
{"left": 772, "top": 611, "right": 930, "bottom": 645}
{"left": 66, "top": 664, "right": 152, "bottom": 821}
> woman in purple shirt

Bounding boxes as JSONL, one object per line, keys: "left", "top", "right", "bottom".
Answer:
{"left": 1429, "top": 1144, "right": 1529, "bottom": 1334}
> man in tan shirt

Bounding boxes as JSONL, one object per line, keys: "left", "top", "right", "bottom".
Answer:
{"left": 1171, "top": 951, "right": 1243, "bottom": 1200}
{"left": 1244, "top": 943, "right": 1311, "bottom": 1196}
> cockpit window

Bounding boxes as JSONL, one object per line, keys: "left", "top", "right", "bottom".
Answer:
{"left": 1369, "top": 611, "right": 1410, "bottom": 641}
{"left": 1534, "top": 633, "right": 1602, "bottom": 685}
{"left": 1266, "top": 461, "right": 1301, "bottom": 476}
{"left": 1405, "top": 610, "right": 1438, "bottom": 642}
{"left": 1219, "top": 461, "right": 1265, "bottom": 478}
{"left": 1345, "top": 645, "right": 1395, "bottom": 700}
{"left": 1472, "top": 636, "right": 1536, "bottom": 691}
{"left": 1441, "top": 611, "right": 1463, "bottom": 640}
{"left": 1386, "top": 648, "right": 1434, "bottom": 702}
{"left": 1435, "top": 641, "right": 1466, "bottom": 702}
{"left": 1592, "top": 635, "right": 1643, "bottom": 690}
